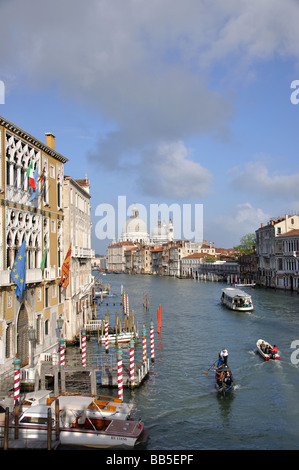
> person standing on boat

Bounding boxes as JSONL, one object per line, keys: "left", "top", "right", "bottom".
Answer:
{"left": 220, "top": 348, "right": 228, "bottom": 365}
{"left": 270, "top": 345, "right": 278, "bottom": 358}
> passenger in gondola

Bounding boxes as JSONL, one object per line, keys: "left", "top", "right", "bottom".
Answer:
{"left": 224, "top": 371, "right": 232, "bottom": 387}
{"left": 215, "top": 369, "right": 225, "bottom": 385}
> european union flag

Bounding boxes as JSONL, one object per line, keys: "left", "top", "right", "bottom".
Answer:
{"left": 11, "top": 239, "right": 26, "bottom": 300}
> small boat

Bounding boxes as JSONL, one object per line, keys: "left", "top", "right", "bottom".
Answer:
{"left": 99, "top": 330, "right": 137, "bottom": 344}
{"left": 232, "top": 282, "right": 256, "bottom": 287}
{"left": 221, "top": 287, "right": 253, "bottom": 311}
{"left": 214, "top": 364, "right": 234, "bottom": 396}
{"left": 46, "top": 394, "right": 133, "bottom": 420}
{"left": 17, "top": 401, "right": 146, "bottom": 448}
{"left": 256, "top": 339, "right": 280, "bottom": 360}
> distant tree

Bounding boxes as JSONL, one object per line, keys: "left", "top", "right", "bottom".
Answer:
{"left": 236, "top": 234, "right": 256, "bottom": 255}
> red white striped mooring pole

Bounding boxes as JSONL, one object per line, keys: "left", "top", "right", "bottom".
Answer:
{"left": 81, "top": 327, "right": 86, "bottom": 367}
{"left": 142, "top": 325, "right": 147, "bottom": 364}
{"left": 60, "top": 335, "right": 65, "bottom": 367}
{"left": 116, "top": 347, "right": 123, "bottom": 401}
{"left": 13, "top": 356, "right": 21, "bottom": 405}
{"left": 150, "top": 319, "right": 155, "bottom": 362}
{"left": 129, "top": 338, "right": 135, "bottom": 388}
{"left": 105, "top": 319, "right": 109, "bottom": 353}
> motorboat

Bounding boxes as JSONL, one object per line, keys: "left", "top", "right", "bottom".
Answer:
{"left": 214, "top": 364, "right": 234, "bottom": 396}
{"left": 221, "top": 288, "right": 253, "bottom": 311}
{"left": 256, "top": 339, "right": 280, "bottom": 360}
{"left": 17, "top": 400, "right": 146, "bottom": 448}
{"left": 98, "top": 330, "right": 137, "bottom": 344}
{"left": 46, "top": 394, "right": 133, "bottom": 420}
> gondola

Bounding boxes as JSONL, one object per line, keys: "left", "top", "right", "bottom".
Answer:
{"left": 214, "top": 364, "right": 234, "bottom": 396}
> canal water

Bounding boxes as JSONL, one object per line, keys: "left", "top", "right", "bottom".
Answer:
{"left": 65, "top": 274, "right": 299, "bottom": 450}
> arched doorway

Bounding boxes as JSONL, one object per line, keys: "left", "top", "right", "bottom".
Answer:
{"left": 17, "top": 305, "right": 29, "bottom": 367}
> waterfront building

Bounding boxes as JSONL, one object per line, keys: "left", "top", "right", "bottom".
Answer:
{"left": 180, "top": 253, "right": 208, "bottom": 278}
{"left": 62, "top": 175, "right": 95, "bottom": 343}
{"left": 238, "top": 249, "right": 258, "bottom": 283}
{"left": 275, "top": 229, "right": 299, "bottom": 290}
{"left": 150, "top": 246, "right": 163, "bottom": 275}
{"left": 255, "top": 215, "right": 299, "bottom": 287}
{"left": 107, "top": 241, "right": 135, "bottom": 272}
{"left": 0, "top": 116, "right": 68, "bottom": 377}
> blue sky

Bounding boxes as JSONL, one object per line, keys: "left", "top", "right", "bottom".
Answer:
{"left": 1, "top": 0, "right": 299, "bottom": 254}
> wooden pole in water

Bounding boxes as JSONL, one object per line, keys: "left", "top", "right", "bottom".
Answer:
{"left": 55, "top": 399, "right": 60, "bottom": 441}
{"left": 47, "top": 407, "right": 52, "bottom": 450}
{"left": 116, "top": 347, "right": 123, "bottom": 401}
{"left": 4, "top": 407, "right": 9, "bottom": 450}
{"left": 129, "top": 338, "right": 135, "bottom": 388}
{"left": 150, "top": 319, "right": 155, "bottom": 362}
{"left": 14, "top": 401, "right": 19, "bottom": 440}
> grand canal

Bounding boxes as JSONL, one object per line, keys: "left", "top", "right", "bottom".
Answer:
{"left": 65, "top": 274, "right": 299, "bottom": 450}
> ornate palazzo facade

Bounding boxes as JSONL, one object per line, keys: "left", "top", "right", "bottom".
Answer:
{"left": 0, "top": 116, "right": 67, "bottom": 376}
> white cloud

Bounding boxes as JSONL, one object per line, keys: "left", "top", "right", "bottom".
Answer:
{"left": 230, "top": 161, "right": 299, "bottom": 200}
{"left": 139, "top": 140, "right": 213, "bottom": 198}
{"left": 2, "top": 0, "right": 299, "bottom": 204}
{"left": 206, "top": 202, "right": 270, "bottom": 247}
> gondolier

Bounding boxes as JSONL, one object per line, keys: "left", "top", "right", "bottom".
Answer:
{"left": 220, "top": 348, "right": 228, "bottom": 365}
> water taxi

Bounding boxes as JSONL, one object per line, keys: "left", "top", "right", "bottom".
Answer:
{"left": 17, "top": 399, "right": 145, "bottom": 448}
{"left": 221, "top": 288, "right": 253, "bottom": 311}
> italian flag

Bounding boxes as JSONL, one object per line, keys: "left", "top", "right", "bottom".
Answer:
{"left": 27, "top": 162, "right": 36, "bottom": 190}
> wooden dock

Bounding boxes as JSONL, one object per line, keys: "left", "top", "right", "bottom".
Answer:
{"left": 40, "top": 359, "right": 150, "bottom": 395}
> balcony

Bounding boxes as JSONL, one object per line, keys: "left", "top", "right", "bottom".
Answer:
{"left": 0, "top": 268, "right": 43, "bottom": 285}
{"left": 44, "top": 266, "right": 56, "bottom": 280}
{"left": 72, "top": 246, "right": 95, "bottom": 259}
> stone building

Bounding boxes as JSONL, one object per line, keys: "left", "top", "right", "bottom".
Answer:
{"left": 256, "top": 215, "right": 299, "bottom": 287}
{"left": 275, "top": 229, "right": 299, "bottom": 290}
{"left": 63, "top": 175, "right": 95, "bottom": 343}
{"left": 0, "top": 116, "right": 67, "bottom": 378}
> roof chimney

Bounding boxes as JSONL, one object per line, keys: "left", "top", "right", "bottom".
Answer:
{"left": 45, "top": 132, "right": 55, "bottom": 149}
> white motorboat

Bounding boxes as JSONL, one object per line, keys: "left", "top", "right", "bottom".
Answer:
{"left": 221, "top": 288, "right": 253, "bottom": 311}
{"left": 46, "top": 394, "right": 133, "bottom": 420}
{"left": 256, "top": 339, "right": 280, "bottom": 361}
{"left": 99, "top": 331, "right": 137, "bottom": 344}
{"left": 17, "top": 400, "right": 145, "bottom": 448}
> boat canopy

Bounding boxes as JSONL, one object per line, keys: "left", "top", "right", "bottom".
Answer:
{"left": 51, "top": 396, "right": 95, "bottom": 411}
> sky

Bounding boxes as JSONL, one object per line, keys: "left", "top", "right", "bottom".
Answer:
{"left": 1, "top": 0, "right": 299, "bottom": 254}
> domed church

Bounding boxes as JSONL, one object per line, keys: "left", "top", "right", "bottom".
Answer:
{"left": 120, "top": 205, "right": 150, "bottom": 244}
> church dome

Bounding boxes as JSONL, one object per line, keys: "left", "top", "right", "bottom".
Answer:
{"left": 121, "top": 205, "right": 150, "bottom": 244}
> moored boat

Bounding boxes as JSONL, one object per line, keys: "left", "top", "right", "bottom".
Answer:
{"left": 17, "top": 401, "right": 146, "bottom": 448}
{"left": 46, "top": 394, "right": 133, "bottom": 420}
{"left": 98, "top": 330, "right": 137, "bottom": 344}
{"left": 256, "top": 339, "right": 280, "bottom": 360}
{"left": 221, "top": 288, "right": 253, "bottom": 311}
{"left": 214, "top": 364, "right": 234, "bottom": 396}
